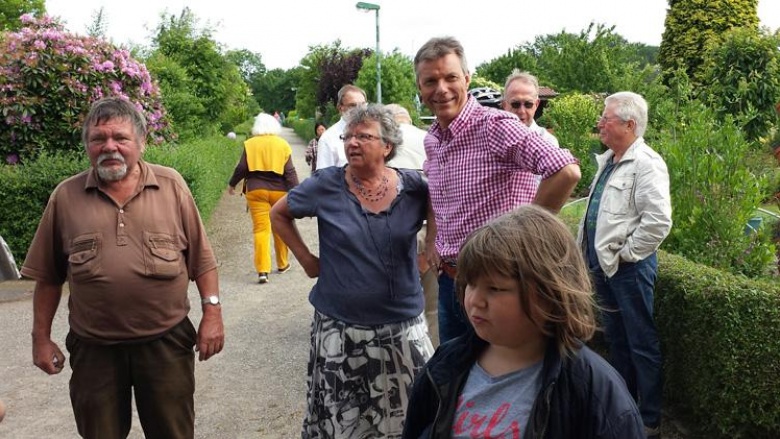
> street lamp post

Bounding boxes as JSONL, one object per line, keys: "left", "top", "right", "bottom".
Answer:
{"left": 356, "top": 2, "right": 381, "bottom": 104}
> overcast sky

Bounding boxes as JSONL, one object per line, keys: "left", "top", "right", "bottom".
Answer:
{"left": 45, "top": 0, "right": 780, "bottom": 71}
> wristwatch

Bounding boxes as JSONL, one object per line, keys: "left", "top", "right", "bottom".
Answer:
{"left": 201, "top": 295, "right": 221, "bottom": 306}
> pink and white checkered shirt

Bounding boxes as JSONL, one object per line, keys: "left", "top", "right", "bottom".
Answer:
{"left": 424, "top": 97, "right": 578, "bottom": 258}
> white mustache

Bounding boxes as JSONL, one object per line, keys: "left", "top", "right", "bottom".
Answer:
{"left": 97, "top": 153, "right": 125, "bottom": 165}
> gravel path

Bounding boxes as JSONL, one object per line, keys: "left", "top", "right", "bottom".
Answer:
{"left": 0, "top": 127, "right": 318, "bottom": 438}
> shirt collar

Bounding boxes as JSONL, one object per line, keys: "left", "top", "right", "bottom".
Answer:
{"left": 430, "top": 96, "right": 481, "bottom": 137}
{"left": 85, "top": 160, "right": 158, "bottom": 190}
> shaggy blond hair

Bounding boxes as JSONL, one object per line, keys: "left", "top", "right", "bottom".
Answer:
{"left": 456, "top": 205, "right": 596, "bottom": 358}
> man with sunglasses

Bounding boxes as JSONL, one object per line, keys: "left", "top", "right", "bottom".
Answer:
{"left": 414, "top": 37, "right": 581, "bottom": 344}
{"left": 502, "top": 69, "right": 559, "bottom": 148}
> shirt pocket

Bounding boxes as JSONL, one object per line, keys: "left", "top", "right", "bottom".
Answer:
{"left": 143, "top": 232, "right": 183, "bottom": 279}
{"left": 68, "top": 233, "right": 101, "bottom": 282}
{"left": 602, "top": 176, "right": 634, "bottom": 215}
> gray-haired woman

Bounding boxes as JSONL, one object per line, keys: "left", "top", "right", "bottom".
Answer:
{"left": 271, "top": 104, "right": 435, "bottom": 438}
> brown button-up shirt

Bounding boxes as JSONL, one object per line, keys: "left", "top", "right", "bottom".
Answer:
{"left": 22, "top": 161, "right": 217, "bottom": 341}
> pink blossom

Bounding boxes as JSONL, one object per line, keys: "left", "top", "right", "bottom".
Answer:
{"left": 33, "top": 40, "right": 46, "bottom": 50}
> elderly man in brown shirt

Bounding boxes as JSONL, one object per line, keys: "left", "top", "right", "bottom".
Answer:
{"left": 22, "top": 97, "right": 224, "bottom": 439}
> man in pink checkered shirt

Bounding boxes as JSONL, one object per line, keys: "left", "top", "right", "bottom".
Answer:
{"left": 414, "top": 37, "right": 581, "bottom": 343}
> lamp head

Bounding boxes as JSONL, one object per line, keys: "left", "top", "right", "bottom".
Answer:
{"left": 356, "top": 2, "right": 380, "bottom": 11}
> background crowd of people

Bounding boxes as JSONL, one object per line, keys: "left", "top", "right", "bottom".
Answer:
{"left": 11, "top": 33, "right": 671, "bottom": 439}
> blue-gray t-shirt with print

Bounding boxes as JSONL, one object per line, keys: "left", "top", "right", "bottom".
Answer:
{"left": 585, "top": 160, "right": 617, "bottom": 271}
{"left": 286, "top": 166, "right": 427, "bottom": 326}
{"left": 452, "top": 360, "right": 543, "bottom": 438}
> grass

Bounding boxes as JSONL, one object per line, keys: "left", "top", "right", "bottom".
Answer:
{"left": 560, "top": 197, "right": 587, "bottom": 235}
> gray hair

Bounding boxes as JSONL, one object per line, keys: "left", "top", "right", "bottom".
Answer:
{"left": 414, "top": 36, "right": 469, "bottom": 80}
{"left": 345, "top": 104, "right": 402, "bottom": 162}
{"left": 605, "top": 92, "right": 648, "bottom": 137}
{"left": 251, "top": 113, "right": 281, "bottom": 136}
{"left": 82, "top": 97, "right": 147, "bottom": 148}
{"left": 503, "top": 69, "right": 540, "bottom": 99}
{"left": 384, "top": 103, "right": 412, "bottom": 125}
{"left": 337, "top": 84, "right": 367, "bottom": 106}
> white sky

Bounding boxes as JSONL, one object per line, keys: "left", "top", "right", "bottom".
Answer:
{"left": 45, "top": 0, "right": 780, "bottom": 71}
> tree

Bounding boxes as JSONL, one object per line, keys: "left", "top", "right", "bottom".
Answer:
{"left": 659, "top": 0, "right": 758, "bottom": 83}
{"left": 0, "top": 14, "right": 174, "bottom": 161}
{"left": 0, "top": 0, "right": 44, "bottom": 31}
{"left": 474, "top": 48, "right": 538, "bottom": 87}
{"left": 295, "top": 41, "right": 369, "bottom": 121}
{"left": 225, "top": 49, "right": 266, "bottom": 83}
{"left": 147, "top": 8, "right": 252, "bottom": 137}
{"left": 251, "top": 68, "right": 298, "bottom": 116}
{"left": 355, "top": 50, "right": 417, "bottom": 114}
{"left": 474, "top": 23, "right": 656, "bottom": 95}
{"left": 85, "top": 6, "right": 108, "bottom": 39}
{"left": 700, "top": 26, "right": 780, "bottom": 144}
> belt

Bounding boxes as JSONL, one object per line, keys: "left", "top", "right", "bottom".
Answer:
{"left": 440, "top": 258, "right": 457, "bottom": 279}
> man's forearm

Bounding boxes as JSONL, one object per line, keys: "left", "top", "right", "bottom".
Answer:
{"left": 534, "top": 163, "right": 581, "bottom": 213}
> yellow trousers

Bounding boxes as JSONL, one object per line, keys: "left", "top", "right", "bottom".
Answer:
{"left": 245, "top": 189, "right": 289, "bottom": 274}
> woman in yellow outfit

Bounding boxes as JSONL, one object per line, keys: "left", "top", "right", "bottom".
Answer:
{"left": 229, "top": 113, "right": 299, "bottom": 283}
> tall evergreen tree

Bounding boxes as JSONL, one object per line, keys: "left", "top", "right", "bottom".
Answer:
{"left": 659, "top": 0, "right": 758, "bottom": 83}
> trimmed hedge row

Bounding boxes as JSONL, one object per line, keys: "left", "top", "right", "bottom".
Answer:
{"left": 656, "top": 250, "right": 780, "bottom": 438}
{"left": 0, "top": 135, "right": 241, "bottom": 264}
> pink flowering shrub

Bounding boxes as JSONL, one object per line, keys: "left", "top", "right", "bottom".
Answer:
{"left": 0, "top": 14, "right": 176, "bottom": 161}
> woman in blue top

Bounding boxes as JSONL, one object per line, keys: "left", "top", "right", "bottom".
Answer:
{"left": 271, "top": 104, "right": 435, "bottom": 438}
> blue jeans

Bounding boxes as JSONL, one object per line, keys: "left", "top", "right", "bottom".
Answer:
{"left": 437, "top": 273, "right": 470, "bottom": 344}
{"left": 592, "top": 253, "right": 662, "bottom": 428}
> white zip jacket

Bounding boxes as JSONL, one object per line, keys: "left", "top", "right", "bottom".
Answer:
{"left": 577, "top": 137, "right": 673, "bottom": 277}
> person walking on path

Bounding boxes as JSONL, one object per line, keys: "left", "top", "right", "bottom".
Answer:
{"left": 271, "top": 104, "right": 434, "bottom": 438}
{"left": 21, "top": 97, "right": 224, "bottom": 439}
{"left": 229, "top": 113, "right": 299, "bottom": 284}
{"left": 578, "top": 91, "right": 672, "bottom": 439}
{"left": 414, "top": 36, "right": 581, "bottom": 344}
{"left": 315, "top": 85, "right": 368, "bottom": 169}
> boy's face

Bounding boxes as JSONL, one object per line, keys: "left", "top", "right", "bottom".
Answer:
{"left": 464, "top": 274, "right": 546, "bottom": 350}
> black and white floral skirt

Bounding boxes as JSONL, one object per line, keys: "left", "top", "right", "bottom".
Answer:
{"left": 301, "top": 310, "right": 434, "bottom": 439}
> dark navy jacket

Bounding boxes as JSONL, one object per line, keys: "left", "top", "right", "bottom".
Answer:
{"left": 402, "top": 330, "right": 644, "bottom": 439}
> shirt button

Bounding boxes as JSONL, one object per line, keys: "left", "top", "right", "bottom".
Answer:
{"left": 119, "top": 223, "right": 125, "bottom": 227}
{"left": 119, "top": 209, "right": 124, "bottom": 213}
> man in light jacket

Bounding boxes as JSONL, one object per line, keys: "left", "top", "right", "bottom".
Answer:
{"left": 577, "top": 91, "right": 672, "bottom": 439}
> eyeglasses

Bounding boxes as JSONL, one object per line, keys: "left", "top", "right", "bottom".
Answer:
{"left": 509, "top": 100, "right": 536, "bottom": 110}
{"left": 597, "top": 115, "right": 625, "bottom": 124}
{"left": 340, "top": 133, "right": 382, "bottom": 143}
{"left": 342, "top": 102, "right": 367, "bottom": 110}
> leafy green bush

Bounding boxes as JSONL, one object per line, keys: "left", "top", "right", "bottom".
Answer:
{"left": 0, "top": 151, "right": 89, "bottom": 263}
{"left": 289, "top": 117, "right": 316, "bottom": 144}
{"left": 655, "top": 91, "right": 776, "bottom": 277}
{"left": 0, "top": 14, "right": 174, "bottom": 162}
{"left": 0, "top": 135, "right": 239, "bottom": 264}
{"left": 543, "top": 93, "right": 602, "bottom": 197}
{"left": 144, "top": 136, "right": 241, "bottom": 221}
{"left": 701, "top": 27, "right": 780, "bottom": 144}
{"left": 656, "top": 250, "right": 780, "bottom": 438}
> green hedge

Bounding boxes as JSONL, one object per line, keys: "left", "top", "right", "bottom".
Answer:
{"left": 656, "top": 250, "right": 780, "bottom": 438}
{"left": 144, "top": 136, "right": 241, "bottom": 221}
{"left": 289, "top": 118, "right": 316, "bottom": 144}
{"left": 0, "top": 152, "right": 89, "bottom": 264}
{"left": 0, "top": 135, "right": 240, "bottom": 264}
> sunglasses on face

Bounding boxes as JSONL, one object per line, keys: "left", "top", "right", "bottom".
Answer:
{"left": 510, "top": 100, "right": 536, "bottom": 110}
